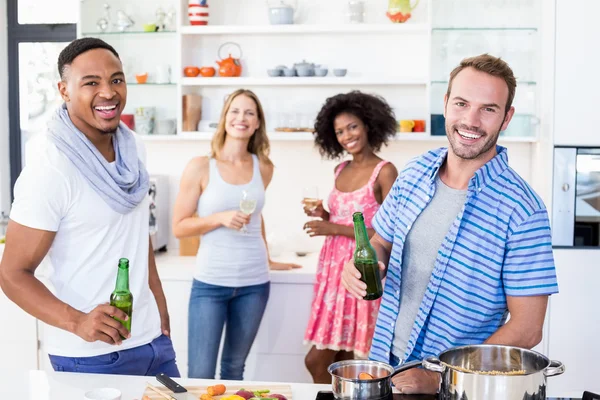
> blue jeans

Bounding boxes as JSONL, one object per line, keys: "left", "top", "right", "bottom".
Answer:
{"left": 48, "top": 334, "right": 180, "bottom": 376}
{"left": 188, "top": 279, "right": 270, "bottom": 380}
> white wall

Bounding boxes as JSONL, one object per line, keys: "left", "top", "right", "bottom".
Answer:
{"left": 145, "top": 139, "right": 536, "bottom": 252}
{"left": 0, "top": 0, "right": 11, "bottom": 214}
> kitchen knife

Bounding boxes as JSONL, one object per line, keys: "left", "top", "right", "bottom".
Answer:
{"left": 155, "top": 373, "right": 197, "bottom": 400}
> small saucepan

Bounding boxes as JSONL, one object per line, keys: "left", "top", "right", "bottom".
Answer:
{"left": 328, "top": 359, "right": 421, "bottom": 400}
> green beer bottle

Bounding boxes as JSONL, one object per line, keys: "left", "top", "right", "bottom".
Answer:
{"left": 109, "top": 258, "right": 133, "bottom": 339}
{"left": 352, "top": 212, "right": 383, "bottom": 301}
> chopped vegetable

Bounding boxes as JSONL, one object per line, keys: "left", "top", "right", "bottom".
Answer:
{"left": 207, "top": 384, "right": 227, "bottom": 396}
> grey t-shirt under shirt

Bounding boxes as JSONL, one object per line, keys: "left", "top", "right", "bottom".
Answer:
{"left": 391, "top": 174, "right": 468, "bottom": 360}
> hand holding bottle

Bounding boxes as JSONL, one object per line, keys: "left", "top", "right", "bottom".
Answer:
{"left": 341, "top": 259, "right": 386, "bottom": 300}
{"left": 72, "top": 304, "right": 131, "bottom": 345}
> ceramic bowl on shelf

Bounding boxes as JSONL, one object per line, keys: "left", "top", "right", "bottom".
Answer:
{"left": 267, "top": 68, "right": 282, "bottom": 77}
{"left": 183, "top": 66, "right": 200, "bottom": 77}
{"left": 315, "top": 68, "right": 328, "bottom": 77}
{"left": 296, "top": 66, "right": 314, "bottom": 77}
{"left": 333, "top": 68, "right": 347, "bottom": 77}
{"left": 282, "top": 68, "right": 296, "bottom": 77}
{"left": 199, "top": 66, "right": 216, "bottom": 77}
{"left": 135, "top": 73, "right": 148, "bottom": 83}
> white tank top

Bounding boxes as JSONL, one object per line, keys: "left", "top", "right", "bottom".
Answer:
{"left": 194, "top": 154, "right": 269, "bottom": 287}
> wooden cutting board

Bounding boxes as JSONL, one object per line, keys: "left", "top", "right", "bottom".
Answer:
{"left": 143, "top": 384, "right": 293, "bottom": 399}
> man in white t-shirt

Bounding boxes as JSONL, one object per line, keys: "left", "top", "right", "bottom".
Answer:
{"left": 0, "top": 38, "right": 179, "bottom": 376}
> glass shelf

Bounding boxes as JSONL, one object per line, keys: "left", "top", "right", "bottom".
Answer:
{"left": 128, "top": 83, "right": 176, "bottom": 86}
{"left": 432, "top": 27, "right": 537, "bottom": 32}
{"left": 81, "top": 30, "right": 176, "bottom": 36}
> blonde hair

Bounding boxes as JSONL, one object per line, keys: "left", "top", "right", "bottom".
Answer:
{"left": 446, "top": 53, "right": 517, "bottom": 114}
{"left": 210, "top": 89, "right": 273, "bottom": 166}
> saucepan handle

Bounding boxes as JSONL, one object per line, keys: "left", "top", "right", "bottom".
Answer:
{"left": 544, "top": 360, "right": 565, "bottom": 377}
{"left": 422, "top": 356, "right": 446, "bottom": 373}
{"left": 390, "top": 360, "right": 423, "bottom": 378}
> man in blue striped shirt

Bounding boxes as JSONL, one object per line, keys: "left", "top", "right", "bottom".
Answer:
{"left": 342, "top": 54, "right": 558, "bottom": 394}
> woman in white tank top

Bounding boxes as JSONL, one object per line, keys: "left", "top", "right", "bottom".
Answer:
{"left": 172, "top": 89, "right": 300, "bottom": 380}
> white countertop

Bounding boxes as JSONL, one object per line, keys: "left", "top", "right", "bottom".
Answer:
{"left": 0, "top": 244, "right": 319, "bottom": 285}
{"left": 1, "top": 369, "right": 331, "bottom": 399}
{"left": 155, "top": 251, "right": 319, "bottom": 284}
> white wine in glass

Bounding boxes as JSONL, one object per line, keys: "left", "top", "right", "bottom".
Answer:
{"left": 240, "top": 191, "right": 257, "bottom": 234}
{"left": 303, "top": 198, "right": 320, "bottom": 212}
{"left": 302, "top": 186, "right": 320, "bottom": 219}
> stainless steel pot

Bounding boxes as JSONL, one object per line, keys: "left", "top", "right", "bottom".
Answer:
{"left": 328, "top": 344, "right": 565, "bottom": 400}
{"left": 422, "top": 344, "right": 565, "bottom": 400}
{"left": 328, "top": 359, "right": 421, "bottom": 400}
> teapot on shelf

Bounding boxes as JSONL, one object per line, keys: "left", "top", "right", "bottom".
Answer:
{"left": 216, "top": 42, "right": 242, "bottom": 77}
{"left": 386, "top": 0, "right": 420, "bottom": 23}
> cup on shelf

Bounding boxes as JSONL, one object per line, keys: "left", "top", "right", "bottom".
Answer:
{"left": 333, "top": 68, "right": 347, "bottom": 77}
{"left": 413, "top": 119, "right": 426, "bottom": 132}
{"left": 399, "top": 119, "right": 415, "bottom": 132}
{"left": 157, "top": 119, "right": 177, "bottom": 135}
{"left": 155, "top": 65, "right": 171, "bottom": 83}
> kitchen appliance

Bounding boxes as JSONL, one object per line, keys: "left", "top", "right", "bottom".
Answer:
{"left": 552, "top": 147, "right": 600, "bottom": 247}
{"left": 149, "top": 175, "right": 169, "bottom": 252}
{"left": 328, "top": 345, "right": 564, "bottom": 400}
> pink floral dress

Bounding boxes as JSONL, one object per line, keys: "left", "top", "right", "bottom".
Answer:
{"left": 304, "top": 160, "right": 389, "bottom": 357}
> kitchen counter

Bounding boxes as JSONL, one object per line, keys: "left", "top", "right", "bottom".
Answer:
{"left": 154, "top": 251, "right": 319, "bottom": 284}
{"left": 3, "top": 369, "right": 331, "bottom": 399}
{"left": 2, "top": 369, "right": 590, "bottom": 399}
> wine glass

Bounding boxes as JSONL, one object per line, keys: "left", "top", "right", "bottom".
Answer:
{"left": 302, "top": 186, "right": 320, "bottom": 220}
{"left": 239, "top": 190, "right": 257, "bottom": 234}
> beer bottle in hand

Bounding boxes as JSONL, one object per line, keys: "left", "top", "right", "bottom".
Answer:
{"left": 352, "top": 212, "right": 383, "bottom": 300}
{"left": 110, "top": 258, "right": 133, "bottom": 339}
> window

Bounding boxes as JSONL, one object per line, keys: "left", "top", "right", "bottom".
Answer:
{"left": 7, "top": 0, "right": 76, "bottom": 199}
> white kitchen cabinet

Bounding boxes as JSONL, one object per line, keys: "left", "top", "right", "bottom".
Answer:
{"left": 161, "top": 270, "right": 314, "bottom": 382}
{"left": 0, "top": 286, "right": 38, "bottom": 371}
{"left": 0, "top": 246, "right": 39, "bottom": 372}
{"left": 554, "top": 0, "right": 600, "bottom": 146}
{"left": 546, "top": 249, "right": 600, "bottom": 397}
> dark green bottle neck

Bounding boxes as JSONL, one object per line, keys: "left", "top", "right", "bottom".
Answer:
{"left": 353, "top": 213, "right": 370, "bottom": 248}
{"left": 115, "top": 265, "right": 130, "bottom": 292}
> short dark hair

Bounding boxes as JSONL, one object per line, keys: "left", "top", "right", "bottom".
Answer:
{"left": 313, "top": 91, "right": 397, "bottom": 159}
{"left": 58, "top": 37, "right": 120, "bottom": 79}
{"left": 446, "top": 53, "right": 517, "bottom": 114}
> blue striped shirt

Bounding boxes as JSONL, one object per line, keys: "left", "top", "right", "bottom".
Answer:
{"left": 369, "top": 146, "right": 559, "bottom": 363}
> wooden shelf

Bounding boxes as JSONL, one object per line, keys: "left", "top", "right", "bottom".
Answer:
{"left": 180, "top": 23, "right": 429, "bottom": 35}
{"left": 180, "top": 77, "right": 428, "bottom": 87}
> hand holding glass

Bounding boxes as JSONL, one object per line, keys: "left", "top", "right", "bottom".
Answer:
{"left": 240, "top": 190, "right": 257, "bottom": 234}
{"left": 302, "top": 186, "right": 320, "bottom": 219}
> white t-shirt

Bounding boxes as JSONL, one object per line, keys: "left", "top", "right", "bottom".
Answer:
{"left": 10, "top": 134, "right": 161, "bottom": 357}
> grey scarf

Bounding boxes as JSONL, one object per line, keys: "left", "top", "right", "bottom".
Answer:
{"left": 47, "top": 103, "right": 149, "bottom": 214}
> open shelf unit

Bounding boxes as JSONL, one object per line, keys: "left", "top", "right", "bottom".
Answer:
{"left": 78, "top": 0, "right": 539, "bottom": 143}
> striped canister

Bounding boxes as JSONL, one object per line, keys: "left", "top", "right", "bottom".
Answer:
{"left": 188, "top": 0, "right": 209, "bottom": 25}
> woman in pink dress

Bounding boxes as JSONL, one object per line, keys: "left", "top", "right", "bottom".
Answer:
{"left": 303, "top": 91, "right": 399, "bottom": 383}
